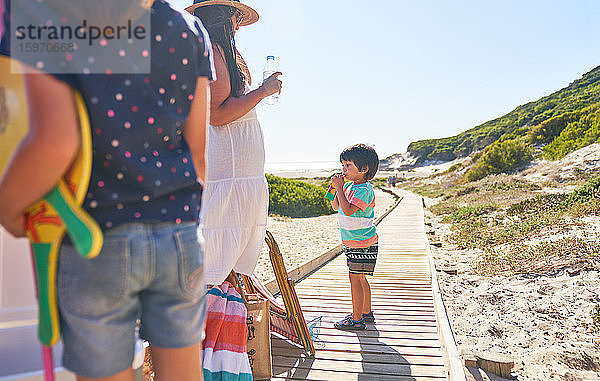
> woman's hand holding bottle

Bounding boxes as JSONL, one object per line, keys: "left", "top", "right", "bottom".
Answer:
{"left": 260, "top": 71, "right": 282, "bottom": 99}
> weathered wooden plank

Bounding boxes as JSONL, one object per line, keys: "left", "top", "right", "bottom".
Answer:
{"left": 295, "top": 289, "right": 435, "bottom": 297}
{"left": 295, "top": 281, "right": 434, "bottom": 289}
{"left": 298, "top": 289, "right": 433, "bottom": 305}
{"left": 272, "top": 357, "right": 446, "bottom": 377}
{"left": 311, "top": 321, "right": 438, "bottom": 333}
{"left": 298, "top": 277, "right": 432, "bottom": 284}
{"left": 297, "top": 286, "right": 432, "bottom": 294}
{"left": 315, "top": 326, "right": 439, "bottom": 337}
{"left": 281, "top": 290, "right": 436, "bottom": 300}
{"left": 298, "top": 304, "right": 434, "bottom": 312}
{"left": 303, "top": 307, "right": 435, "bottom": 323}
{"left": 270, "top": 368, "right": 446, "bottom": 380}
{"left": 294, "top": 291, "right": 436, "bottom": 301}
{"left": 309, "top": 331, "right": 438, "bottom": 343}
{"left": 272, "top": 346, "right": 443, "bottom": 364}
{"left": 282, "top": 331, "right": 442, "bottom": 349}
{"left": 271, "top": 340, "right": 443, "bottom": 358}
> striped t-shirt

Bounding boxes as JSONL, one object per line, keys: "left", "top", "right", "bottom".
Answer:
{"left": 338, "top": 181, "right": 378, "bottom": 248}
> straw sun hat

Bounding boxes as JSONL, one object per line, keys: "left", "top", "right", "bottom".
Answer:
{"left": 185, "top": 0, "right": 259, "bottom": 26}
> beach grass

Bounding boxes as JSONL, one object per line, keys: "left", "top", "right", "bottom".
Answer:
{"left": 407, "top": 172, "right": 600, "bottom": 275}
{"left": 592, "top": 304, "right": 600, "bottom": 334}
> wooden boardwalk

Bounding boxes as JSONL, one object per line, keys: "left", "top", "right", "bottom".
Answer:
{"left": 270, "top": 191, "right": 449, "bottom": 380}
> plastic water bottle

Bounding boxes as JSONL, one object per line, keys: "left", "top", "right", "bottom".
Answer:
{"left": 263, "top": 55, "right": 278, "bottom": 105}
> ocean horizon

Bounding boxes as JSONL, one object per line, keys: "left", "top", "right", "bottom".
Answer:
{"left": 265, "top": 161, "right": 339, "bottom": 178}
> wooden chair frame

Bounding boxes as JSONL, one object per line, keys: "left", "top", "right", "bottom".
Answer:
{"left": 240, "top": 230, "right": 315, "bottom": 355}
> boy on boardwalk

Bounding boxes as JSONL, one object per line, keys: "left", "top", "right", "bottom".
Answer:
{"left": 330, "top": 144, "right": 379, "bottom": 330}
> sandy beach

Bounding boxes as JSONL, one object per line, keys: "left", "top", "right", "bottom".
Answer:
{"left": 253, "top": 188, "right": 397, "bottom": 282}
{"left": 426, "top": 206, "right": 600, "bottom": 381}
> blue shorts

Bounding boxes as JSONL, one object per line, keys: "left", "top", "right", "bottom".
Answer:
{"left": 58, "top": 222, "right": 205, "bottom": 378}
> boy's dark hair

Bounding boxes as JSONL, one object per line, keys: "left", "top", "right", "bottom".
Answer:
{"left": 340, "top": 144, "right": 379, "bottom": 180}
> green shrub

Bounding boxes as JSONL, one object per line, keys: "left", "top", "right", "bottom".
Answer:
{"left": 445, "top": 163, "right": 463, "bottom": 173}
{"left": 408, "top": 185, "right": 446, "bottom": 199}
{"left": 563, "top": 175, "right": 600, "bottom": 207}
{"left": 527, "top": 111, "right": 582, "bottom": 145}
{"left": 465, "top": 139, "right": 534, "bottom": 181}
{"left": 477, "top": 237, "right": 600, "bottom": 275}
{"left": 475, "top": 174, "right": 541, "bottom": 191}
{"left": 450, "top": 210, "right": 561, "bottom": 250}
{"left": 443, "top": 204, "right": 496, "bottom": 223}
{"left": 266, "top": 174, "right": 335, "bottom": 218}
{"left": 454, "top": 186, "right": 477, "bottom": 196}
{"left": 543, "top": 104, "right": 600, "bottom": 160}
{"left": 371, "top": 177, "right": 387, "bottom": 188}
{"left": 507, "top": 194, "right": 567, "bottom": 216}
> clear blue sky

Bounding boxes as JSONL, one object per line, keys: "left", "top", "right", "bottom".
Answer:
{"left": 172, "top": 0, "right": 600, "bottom": 164}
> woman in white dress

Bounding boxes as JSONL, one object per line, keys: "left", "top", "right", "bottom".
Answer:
{"left": 186, "top": 0, "right": 282, "bottom": 285}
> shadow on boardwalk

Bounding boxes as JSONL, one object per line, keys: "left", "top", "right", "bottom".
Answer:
{"left": 356, "top": 325, "right": 417, "bottom": 381}
{"left": 270, "top": 336, "right": 315, "bottom": 380}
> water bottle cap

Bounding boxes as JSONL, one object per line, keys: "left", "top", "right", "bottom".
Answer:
{"left": 267, "top": 55, "right": 275, "bottom": 60}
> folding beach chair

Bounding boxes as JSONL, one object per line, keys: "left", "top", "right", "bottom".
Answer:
{"left": 240, "top": 231, "right": 315, "bottom": 355}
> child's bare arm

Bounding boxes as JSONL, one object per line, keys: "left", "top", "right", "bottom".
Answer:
{"left": 0, "top": 72, "right": 80, "bottom": 237}
{"left": 332, "top": 174, "right": 359, "bottom": 215}
{"left": 335, "top": 189, "right": 360, "bottom": 216}
{"left": 184, "top": 77, "right": 210, "bottom": 184}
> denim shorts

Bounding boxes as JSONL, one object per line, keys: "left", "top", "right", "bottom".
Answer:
{"left": 58, "top": 222, "right": 205, "bottom": 378}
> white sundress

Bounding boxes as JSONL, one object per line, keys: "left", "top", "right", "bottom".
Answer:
{"left": 200, "top": 108, "right": 269, "bottom": 285}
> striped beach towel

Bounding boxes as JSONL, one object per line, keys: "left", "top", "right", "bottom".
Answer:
{"left": 203, "top": 282, "right": 253, "bottom": 381}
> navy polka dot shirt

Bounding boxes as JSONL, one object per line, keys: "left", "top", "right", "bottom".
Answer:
{"left": 1, "top": 0, "right": 216, "bottom": 231}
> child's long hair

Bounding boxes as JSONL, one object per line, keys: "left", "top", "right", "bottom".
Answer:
{"left": 194, "top": 5, "right": 247, "bottom": 97}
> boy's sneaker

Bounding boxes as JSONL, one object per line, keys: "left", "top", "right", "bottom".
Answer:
{"left": 334, "top": 316, "right": 366, "bottom": 331}
{"left": 362, "top": 311, "right": 375, "bottom": 323}
{"left": 345, "top": 311, "right": 375, "bottom": 323}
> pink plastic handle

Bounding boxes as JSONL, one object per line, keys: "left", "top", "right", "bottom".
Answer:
{"left": 42, "top": 345, "right": 55, "bottom": 381}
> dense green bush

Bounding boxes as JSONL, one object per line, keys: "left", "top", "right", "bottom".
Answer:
{"left": 527, "top": 110, "right": 582, "bottom": 146}
{"left": 266, "top": 174, "right": 335, "bottom": 218}
{"left": 542, "top": 104, "right": 600, "bottom": 160}
{"left": 465, "top": 139, "right": 534, "bottom": 181}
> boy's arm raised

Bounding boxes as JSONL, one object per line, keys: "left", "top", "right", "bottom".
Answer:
{"left": 335, "top": 190, "right": 359, "bottom": 216}
{"left": 332, "top": 174, "right": 359, "bottom": 216}
{"left": 0, "top": 72, "right": 80, "bottom": 237}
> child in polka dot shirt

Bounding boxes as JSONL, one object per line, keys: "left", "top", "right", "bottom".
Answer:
{"left": 0, "top": 1, "right": 215, "bottom": 379}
